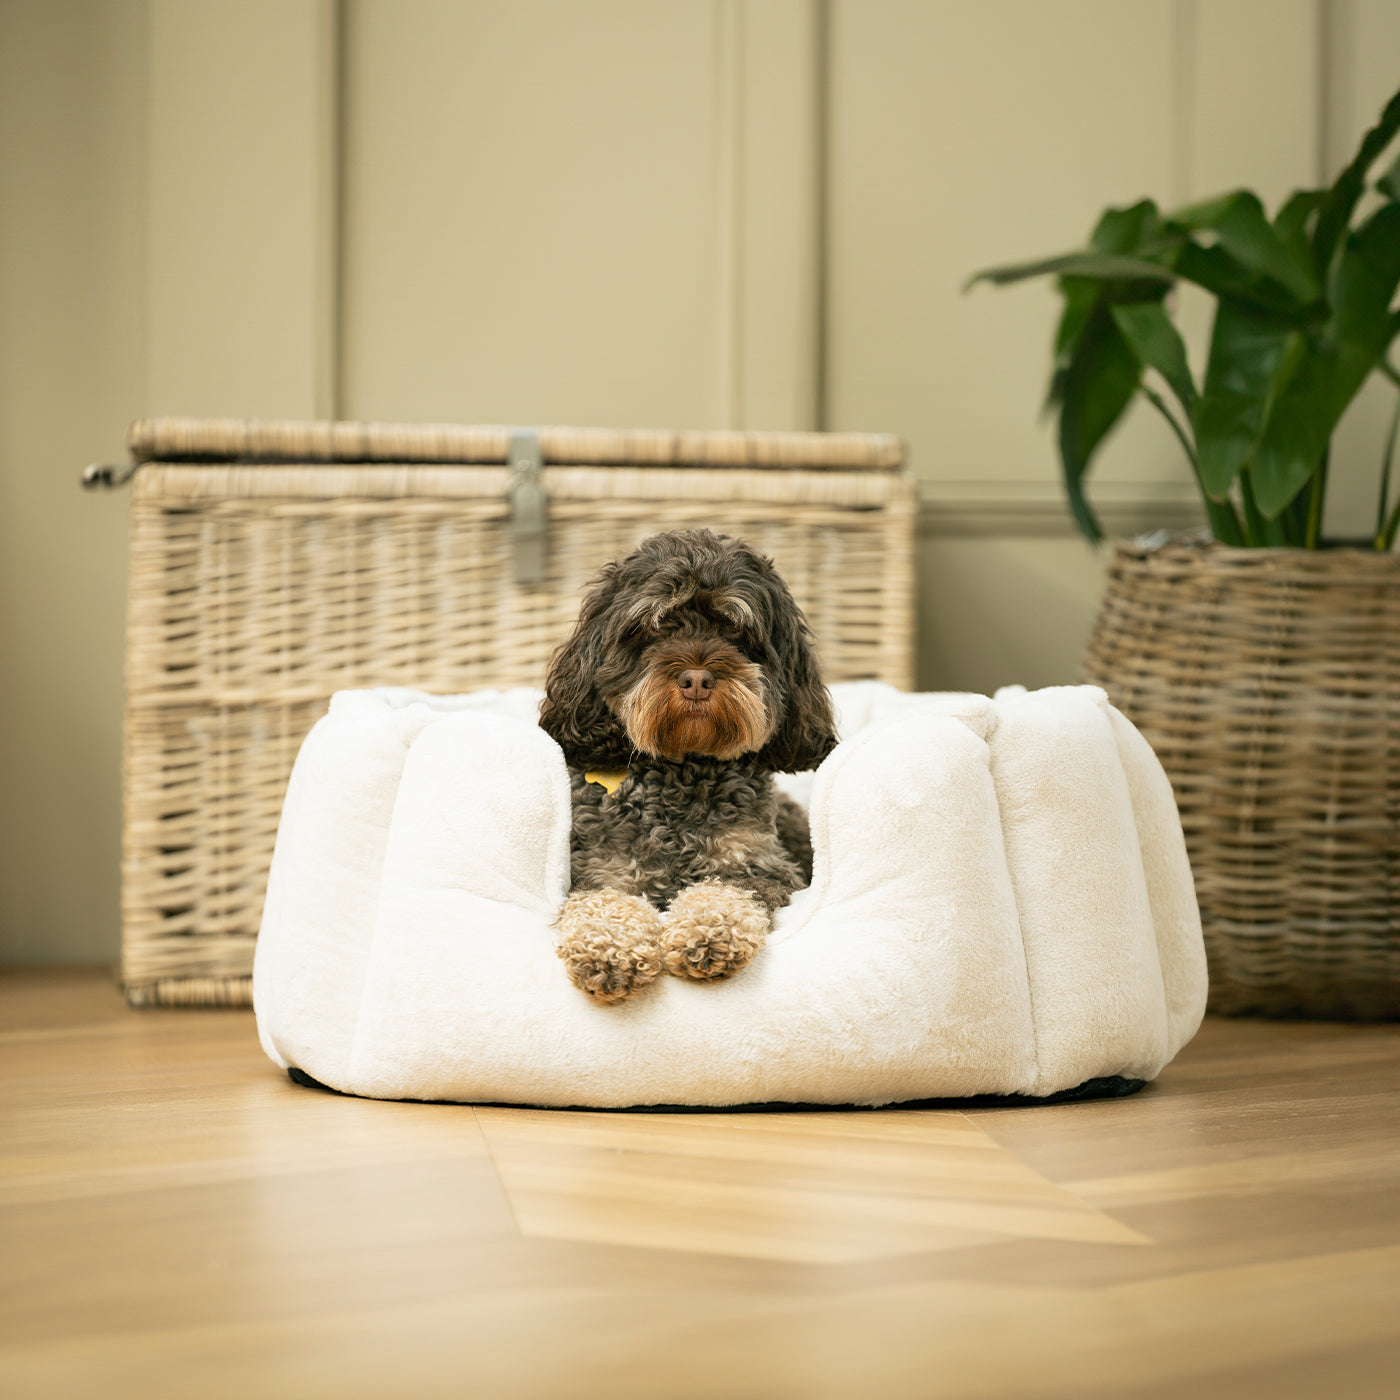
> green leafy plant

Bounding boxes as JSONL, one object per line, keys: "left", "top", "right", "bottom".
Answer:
{"left": 968, "top": 86, "right": 1400, "bottom": 549}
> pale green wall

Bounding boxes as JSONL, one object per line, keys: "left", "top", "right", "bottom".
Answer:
{"left": 0, "top": 0, "right": 145, "bottom": 963}
{"left": 2, "top": 0, "right": 1397, "bottom": 965}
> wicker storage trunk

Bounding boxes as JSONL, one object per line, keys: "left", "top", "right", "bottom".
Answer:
{"left": 1081, "top": 540, "right": 1400, "bottom": 1019}
{"left": 118, "top": 418, "right": 915, "bottom": 1006}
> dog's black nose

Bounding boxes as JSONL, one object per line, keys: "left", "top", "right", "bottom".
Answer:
{"left": 678, "top": 668, "right": 715, "bottom": 700}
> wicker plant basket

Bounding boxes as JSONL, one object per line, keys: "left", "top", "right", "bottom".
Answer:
{"left": 1080, "top": 539, "right": 1400, "bottom": 1019}
{"left": 114, "top": 418, "right": 915, "bottom": 1007}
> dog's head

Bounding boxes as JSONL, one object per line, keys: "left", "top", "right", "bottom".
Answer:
{"left": 540, "top": 529, "right": 837, "bottom": 772}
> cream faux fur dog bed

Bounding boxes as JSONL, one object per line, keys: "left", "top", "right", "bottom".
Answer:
{"left": 253, "top": 682, "right": 1206, "bottom": 1107}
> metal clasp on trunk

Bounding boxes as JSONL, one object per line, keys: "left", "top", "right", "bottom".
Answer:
{"left": 81, "top": 463, "right": 137, "bottom": 489}
{"left": 507, "top": 428, "right": 548, "bottom": 585}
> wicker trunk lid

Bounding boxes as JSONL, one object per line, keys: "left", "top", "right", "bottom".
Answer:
{"left": 119, "top": 418, "right": 915, "bottom": 1006}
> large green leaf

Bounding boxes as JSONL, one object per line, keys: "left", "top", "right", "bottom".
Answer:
{"left": 965, "top": 251, "right": 1174, "bottom": 292}
{"left": 1057, "top": 309, "right": 1142, "bottom": 543}
{"left": 1272, "top": 189, "right": 1324, "bottom": 279}
{"left": 1314, "top": 85, "right": 1400, "bottom": 271}
{"left": 1052, "top": 276, "right": 1100, "bottom": 366}
{"left": 1090, "top": 200, "right": 1162, "bottom": 255}
{"left": 1192, "top": 300, "right": 1299, "bottom": 498}
{"left": 1043, "top": 275, "right": 1102, "bottom": 417}
{"left": 1042, "top": 202, "right": 1170, "bottom": 403}
{"left": 1172, "top": 242, "right": 1314, "bottom": 317}
{"left": 1110, "top": 301, "right": 1197, "bottom": 414}
{"left": 1330, "top": 201, "right": 1400, "bottom": 347}
{"left": 1251, "top": 201, "right": 1400, "bottom": 517}
{"left": 1378, "top": 149, "right": 1400, "bottom": 202}
{"left": 1170, "top": 190, "right": 1320, "bottom": 304}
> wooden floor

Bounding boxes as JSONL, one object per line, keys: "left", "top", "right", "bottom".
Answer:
{"left": 2, "top": 970, "right": 1397, "bottom": 1399}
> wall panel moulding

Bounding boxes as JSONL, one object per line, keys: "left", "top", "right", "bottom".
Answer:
{"left": 917, "top": 482, "right": 1206, "bottom": 540}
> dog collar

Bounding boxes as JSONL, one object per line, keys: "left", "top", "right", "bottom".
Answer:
{"left": 584, "top": 768, "right": 629, "bottom": 795}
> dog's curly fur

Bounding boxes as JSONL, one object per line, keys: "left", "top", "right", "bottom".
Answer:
{"left": 554, "top": 889, "right": 664, "bottom": 1005}
{"left": 542, "top": 529, "right": 836, "bottom": 1002}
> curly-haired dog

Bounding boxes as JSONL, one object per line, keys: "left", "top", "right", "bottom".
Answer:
{"left": 540, "top": 529, "right": 837, "bottom": 1003}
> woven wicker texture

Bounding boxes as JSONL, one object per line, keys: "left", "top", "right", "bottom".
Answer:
{"left": 122, "top": 434, "right": 915, "bottom": 1007}
{"left": 128, "top": 417, "right": 904, "bottom": 469}
{"left": 1080, "top": 541, "right": 1400, "bottom": 1019}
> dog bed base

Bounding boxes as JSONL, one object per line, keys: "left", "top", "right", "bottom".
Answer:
{"left": 285, "top": 1065, "right": 1149, "bottom": 1110}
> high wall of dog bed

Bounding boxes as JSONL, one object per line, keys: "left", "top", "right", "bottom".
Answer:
{"left": 253, "top": 683, "right": 1207, "bottom": 1107}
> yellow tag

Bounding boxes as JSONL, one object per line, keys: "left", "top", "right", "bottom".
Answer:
{"left": 584, "top": 768, "right": 629, "bottom": 795}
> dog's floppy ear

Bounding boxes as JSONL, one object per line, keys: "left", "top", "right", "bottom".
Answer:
{"left": 539, "top": 566, "right": 634, "bottom": 768}
{"left": 751, "top": 574, "right": 837, "bottom": 773}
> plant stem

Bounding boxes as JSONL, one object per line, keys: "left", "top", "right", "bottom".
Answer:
{"left": 1239, "top": 469, "right": 1286, "bottom": 547}
{"left": 1139, "top": 384, "right": 1244, "bottom": 545}
{"left": 1373, "top": 390, "right": 1400, "bottom": 546}
{"left": 1282, "top": 488, "right": 1311, "bottom": 547}
{"left": 1382, "top": 496, "right": 1400, "bottom": 550}
{"left": 1209, "top": 493, "right": 1248, "bottom": 548}
{"left": 1304, "top": 448, "right": 1329, "bottom": 549}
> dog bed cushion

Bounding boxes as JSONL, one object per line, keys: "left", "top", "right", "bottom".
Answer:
{"left": 253, "top": 683, "right": 1206, "bottom": 1107}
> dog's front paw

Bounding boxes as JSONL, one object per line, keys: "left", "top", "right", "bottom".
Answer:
{"left": 556, "top": 889, "right": 664, "bottom": 1004}
{"left": 662, "top": 880, "right": 769, "bottom": 981}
